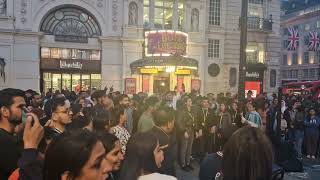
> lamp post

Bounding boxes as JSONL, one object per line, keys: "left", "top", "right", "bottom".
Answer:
{"left": 238, "top": 0, "right": 248, "bottom": 101}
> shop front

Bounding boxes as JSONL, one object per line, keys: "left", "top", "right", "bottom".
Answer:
{"left": 40, "top": 47, "right": 101, "bottom": 93}
{"left": 129, "top": 30, "right": 199, "bottom": 94}
{"left": 245, "top": 64, "right": 266, "bottom": 97}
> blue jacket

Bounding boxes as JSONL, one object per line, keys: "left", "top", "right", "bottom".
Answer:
{"left": 304, "top": 116, "right": 320, "bottom": 135}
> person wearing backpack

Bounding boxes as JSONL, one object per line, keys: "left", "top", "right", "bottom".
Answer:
{"left": 292, "top": 105, "right": 305, "bottom": 158}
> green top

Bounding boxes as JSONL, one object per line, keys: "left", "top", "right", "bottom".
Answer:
{"left": 137, "top": 112, "right": 154, "bottom": 133}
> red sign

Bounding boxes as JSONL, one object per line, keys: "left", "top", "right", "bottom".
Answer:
{"left": 191, "top": 79, "right": 201, "bottom": 92}
{"left": 142, "top": 75, "right": 149, "bottom": 93}
{"left": 145, "top": 31, "right": 188, "bottom": 56}
{"left": 245, "top": 81, "right": 261, "bottom": 98}
{"left": 125, "top": 78, "right": 136, "bottom": 95}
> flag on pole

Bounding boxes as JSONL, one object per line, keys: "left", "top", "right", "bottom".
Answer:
{"left": 308, "top": 31, "right": 319, "bottom": 51}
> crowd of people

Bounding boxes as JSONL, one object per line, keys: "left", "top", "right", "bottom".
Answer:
{"left": 0, "top": 87, "right": 319, "bottom": 180}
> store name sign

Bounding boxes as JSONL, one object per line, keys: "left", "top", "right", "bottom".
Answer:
{"left": 246, "top": 72, "right": 260, "bottom": 79}
{"left": 60, "top": 60, "right": 83, "bottom": 69}
{"left": 175, "top": 69, "right": 191, "bottom": 75}
{"left": 145, "top": 30, "right": 188, "bottom": 57}
{"left": 140, "top": 68, "right": 158, "bottom": 74}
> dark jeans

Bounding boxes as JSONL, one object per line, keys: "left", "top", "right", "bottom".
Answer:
{"left": 294, "top": 129, "right": 304, "bottom": 157}
{"left": 305, "top": 131, "right": 319, "bottom": 156}
{"left": 179, "top": 130, "right": 194, "bottom": 166}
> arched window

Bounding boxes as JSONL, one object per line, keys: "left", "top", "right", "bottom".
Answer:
{"left": 270, "top": 69, "right": 277, "bottom": 88}
{"left": 40, "top": 6, "right": 101, "bottom": 42}
{"left": 229, "top": 68, "right": 237, "bottom": 87}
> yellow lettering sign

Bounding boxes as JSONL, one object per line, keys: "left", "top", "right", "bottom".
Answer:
{"left": 175, "top": 69, "right": 191, "bottom": 75}
{"left": 140, "top": 68, "right": 158, "bottom": 74}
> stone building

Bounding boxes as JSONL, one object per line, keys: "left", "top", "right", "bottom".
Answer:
{"left": 0, "top": 0, "right": 280, "bottom": 95}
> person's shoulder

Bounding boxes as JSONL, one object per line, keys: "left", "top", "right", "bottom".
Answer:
{"left": 138, "top": 173, "right": 177, "bottom": 180}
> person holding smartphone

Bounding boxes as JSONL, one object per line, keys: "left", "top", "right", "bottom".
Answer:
{"left": 0, "top": 88, "right": 44, "bottom": 180}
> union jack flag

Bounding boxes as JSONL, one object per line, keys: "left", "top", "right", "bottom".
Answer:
{"left": 287, "top": 27, "right": 299, "bottom": 51}
{"left": 308, "top": 31, "right": 319, "bottom": 51}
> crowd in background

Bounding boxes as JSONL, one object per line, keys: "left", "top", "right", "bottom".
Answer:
{"left": 1, "top": 87, "right": 320, "bottom": 180}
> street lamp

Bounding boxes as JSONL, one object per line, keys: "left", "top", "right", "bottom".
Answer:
{"left": 238, "top": 0, "right": 248, "bottom": 101}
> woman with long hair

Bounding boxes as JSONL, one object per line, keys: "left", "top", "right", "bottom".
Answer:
{"left": 222, "top": 127, "right": 273, "bottom": 180}
{"left": 110, "top": 106, "right": 131, "bottom": 154}
{"left": 119, "top": 133, "right": 176, "bottom": 180}
{"left": 44, "top": 129, "right": 113, "bottom": 180}
{"left": 97, "top": 131, "right": 124, "bottom": 180}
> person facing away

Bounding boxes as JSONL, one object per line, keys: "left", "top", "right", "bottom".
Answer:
{"left": 222, "top": 127, "right": 273, "bottom": 180}
{"left": 119, "top": 133, "right": 177, "bottom": 180}
{"left": 137, "top": 96, "right": 159, "bottom": 133}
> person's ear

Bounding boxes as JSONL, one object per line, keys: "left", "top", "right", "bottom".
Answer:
{"left": 61, "top": 171, "right": 73, "bottom": 180}
{"left": 0, "top": 106, "right": 9, "bottom": 117}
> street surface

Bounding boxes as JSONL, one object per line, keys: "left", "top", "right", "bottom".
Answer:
{"left": 176, "top": 158, "right": 320, "bottom": 180}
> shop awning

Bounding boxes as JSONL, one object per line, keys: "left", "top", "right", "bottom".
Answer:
{"left": 130, "top": 56, "right": 198, "bottom": 74}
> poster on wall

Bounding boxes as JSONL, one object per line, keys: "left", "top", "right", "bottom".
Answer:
{"left": 142, "top": 75, "right": 149, "bottom": 93}
{"left": 125, "top": 78, "right": 136, "bottom": 95}
{"left": 191, "top": 79, "right": 201, "bottom": 92}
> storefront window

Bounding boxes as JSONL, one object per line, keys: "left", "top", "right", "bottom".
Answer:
{"left": 41, "top": 48, "right": 50, "bottom": 58}
{"left": 91, "top": 74, "right": 101, "bottom": 89}
{"left": 178, "top": 0, "right": 185, "bottom": 29}
{"left": 90, "top": 50, "right": 101, "bottom": 60}
{"left": 62, "top": 74, "right": 71, "bottom": 90}
{"left": 72, "top": 74, "right": 81, "bottom": 92}
{"left": 81, "top": 74, "right": 90, "bottom": 91}
{"left": 61, "top": 49, "right": 71, "bottom": 59}
{"left": 43, "top": 73, "right": 52, "bottom": 92}
{"left": 52, "top": 74, "right": 62, "bottom": 91}
{"left": 51, "top": 48, "right": 61, "bottom": 59}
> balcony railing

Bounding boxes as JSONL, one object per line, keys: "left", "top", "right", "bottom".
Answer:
{"left": 247, "top": 17, "right": 273, "bottom": 32}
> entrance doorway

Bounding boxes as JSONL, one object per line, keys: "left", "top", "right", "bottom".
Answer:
{"left": 153, "top": 76, "right": 170, "bottom": 94}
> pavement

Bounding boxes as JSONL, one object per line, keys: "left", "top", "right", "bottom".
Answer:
{"left": 176, "top": 158, "right": 320, "bottom": 180}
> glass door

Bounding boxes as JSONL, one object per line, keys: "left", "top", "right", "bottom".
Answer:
{"left": 81, "top": 74, "right": 90, "bottom": 91}
{"left": 52, "top": 74, "right": 62, "bottom": 92}
{"left": 72, "top": 74, "right": 81, "bottom": 93}
{"left": 91, "top": 74, "right": 101, "bottom": 90}
{"left": 43, "top": 72, "right": 52, "bottom": 93}
{"left": 62, "top": 74, "right": 71, "bottom": 91}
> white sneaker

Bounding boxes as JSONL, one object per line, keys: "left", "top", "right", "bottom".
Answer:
{"left": 307, "top": 155, "right": 311, "bottom": 158}
{"left": 312, "top": 156, "right": 316, "bottom": 159}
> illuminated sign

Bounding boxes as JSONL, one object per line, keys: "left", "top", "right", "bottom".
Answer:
{"left": 175, "top": 69, "right": 191, "bottom": 75}
{"left": 140, "top": 68, "right": 159, "bottom": 74}
{"left": 60, "top": 60, "right": 83, "bottom": 69}
{"left": 125, "top": 78, "right": 136, "bottom": 94}
{"left": 145, "top": 30, "right": 188, "bottom": 57}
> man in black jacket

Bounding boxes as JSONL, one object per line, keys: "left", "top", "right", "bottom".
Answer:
{"left": 147, "top": 107, "right": 176, "bottom": 176}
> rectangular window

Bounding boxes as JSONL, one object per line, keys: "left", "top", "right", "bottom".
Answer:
{"left": 292, "top": 53, "right": 298, "bottom": 65}
{"left": 303, "top": 52, "right": 309, "bottom": 64}
{"left": 303, "top": 69, "right": 309, "bottom": 78}
{"left": 293, "top": 70, "right": 298, "bottom": 78}
{"left": 41, "top": 47, "right": 50, "bottom": 58}
{"left": 208, "top": 39, "right": 214, "bottom": 58}
{"left": 282, "top": 55, "right": 287, "bottom": 65}
{"left": 50, "top": 48, "right": 61, "bottom": 59}
{"left": 309, "top": 69, "right": 316, "bottom": 78}
{"left": 209, "top": 0, "right": 221, "bottom": 26}
{"left": 249, "top": 0, "right": 263, "bottom": 4}
{"left": 304, "top": 24, "right": 310, "bottom": 31}
{"left": 213, "top": 40, "right": 220, "bottom": 58}
{"left": 288, "top": 70, "right": 293, "bottom": 78}
{"left": 316, "top": 51, "right": 320, "bottom": 64}
{"left": 317, "top": 20, "right": 320, "bottom": 28}
{"left": 282, "top": 71, "right": 287, "bottom": 79}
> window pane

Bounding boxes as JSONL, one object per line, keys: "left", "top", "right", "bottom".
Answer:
{"left": 61, "top": 49, "right": 71, "bottom": 59}
{"left": 71, "top": 49, "right": 81, "bottom": 59}
{"left": 51, "top": 48, "right": 61, "bottom": 59}
{"left": 43, "top": 73, "right": 52, "bottom": 93}
{"left": 209, "top": 0, "right": 220, "bottom": 26}
{"left": 72, "top": 74, "right": 81, "bottom": 92}
{"left": 62, "top": 74, "right": 71, "bottom": 91}
{"left": 81, "top": 74, "right": 90, "bottom": 91}
{"left": 52, "top": 74, "right": 61, "bottom": 92}
{"left": 155, "top": 0, "right": 163, "bottom": 7}
{"left": 91, "top": 74, "right": 101, "bottom": 90}
{"left": 144, "top": 0, "right": 149, "bottom": 5}
{"left": 90, "top": 50, "right": 101, "bottom": 60}
{"left": 41, "top": 48, "right": 50, "bottom": 58}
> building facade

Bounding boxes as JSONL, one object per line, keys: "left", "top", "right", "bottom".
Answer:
{"left": 281, "top": 0, "right": 320, "bottom": 84}
{"left": 0, "top": 0, "right": 280, "bottom": 95}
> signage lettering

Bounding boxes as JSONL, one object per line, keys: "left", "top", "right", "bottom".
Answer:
{"left": 60, "top": 60, "right": 83, "bottom": 69}
{"left": 246, "top": 72, "right": 260, "bottom": 78}
{"left": 140, "top": 68, "right": 158, "bottom": 74}
{"left": 175, "top": 69, "right": 191, "bottom": 75}
{"left": 145, "top": 31, "right": 188, "bottom": 56}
